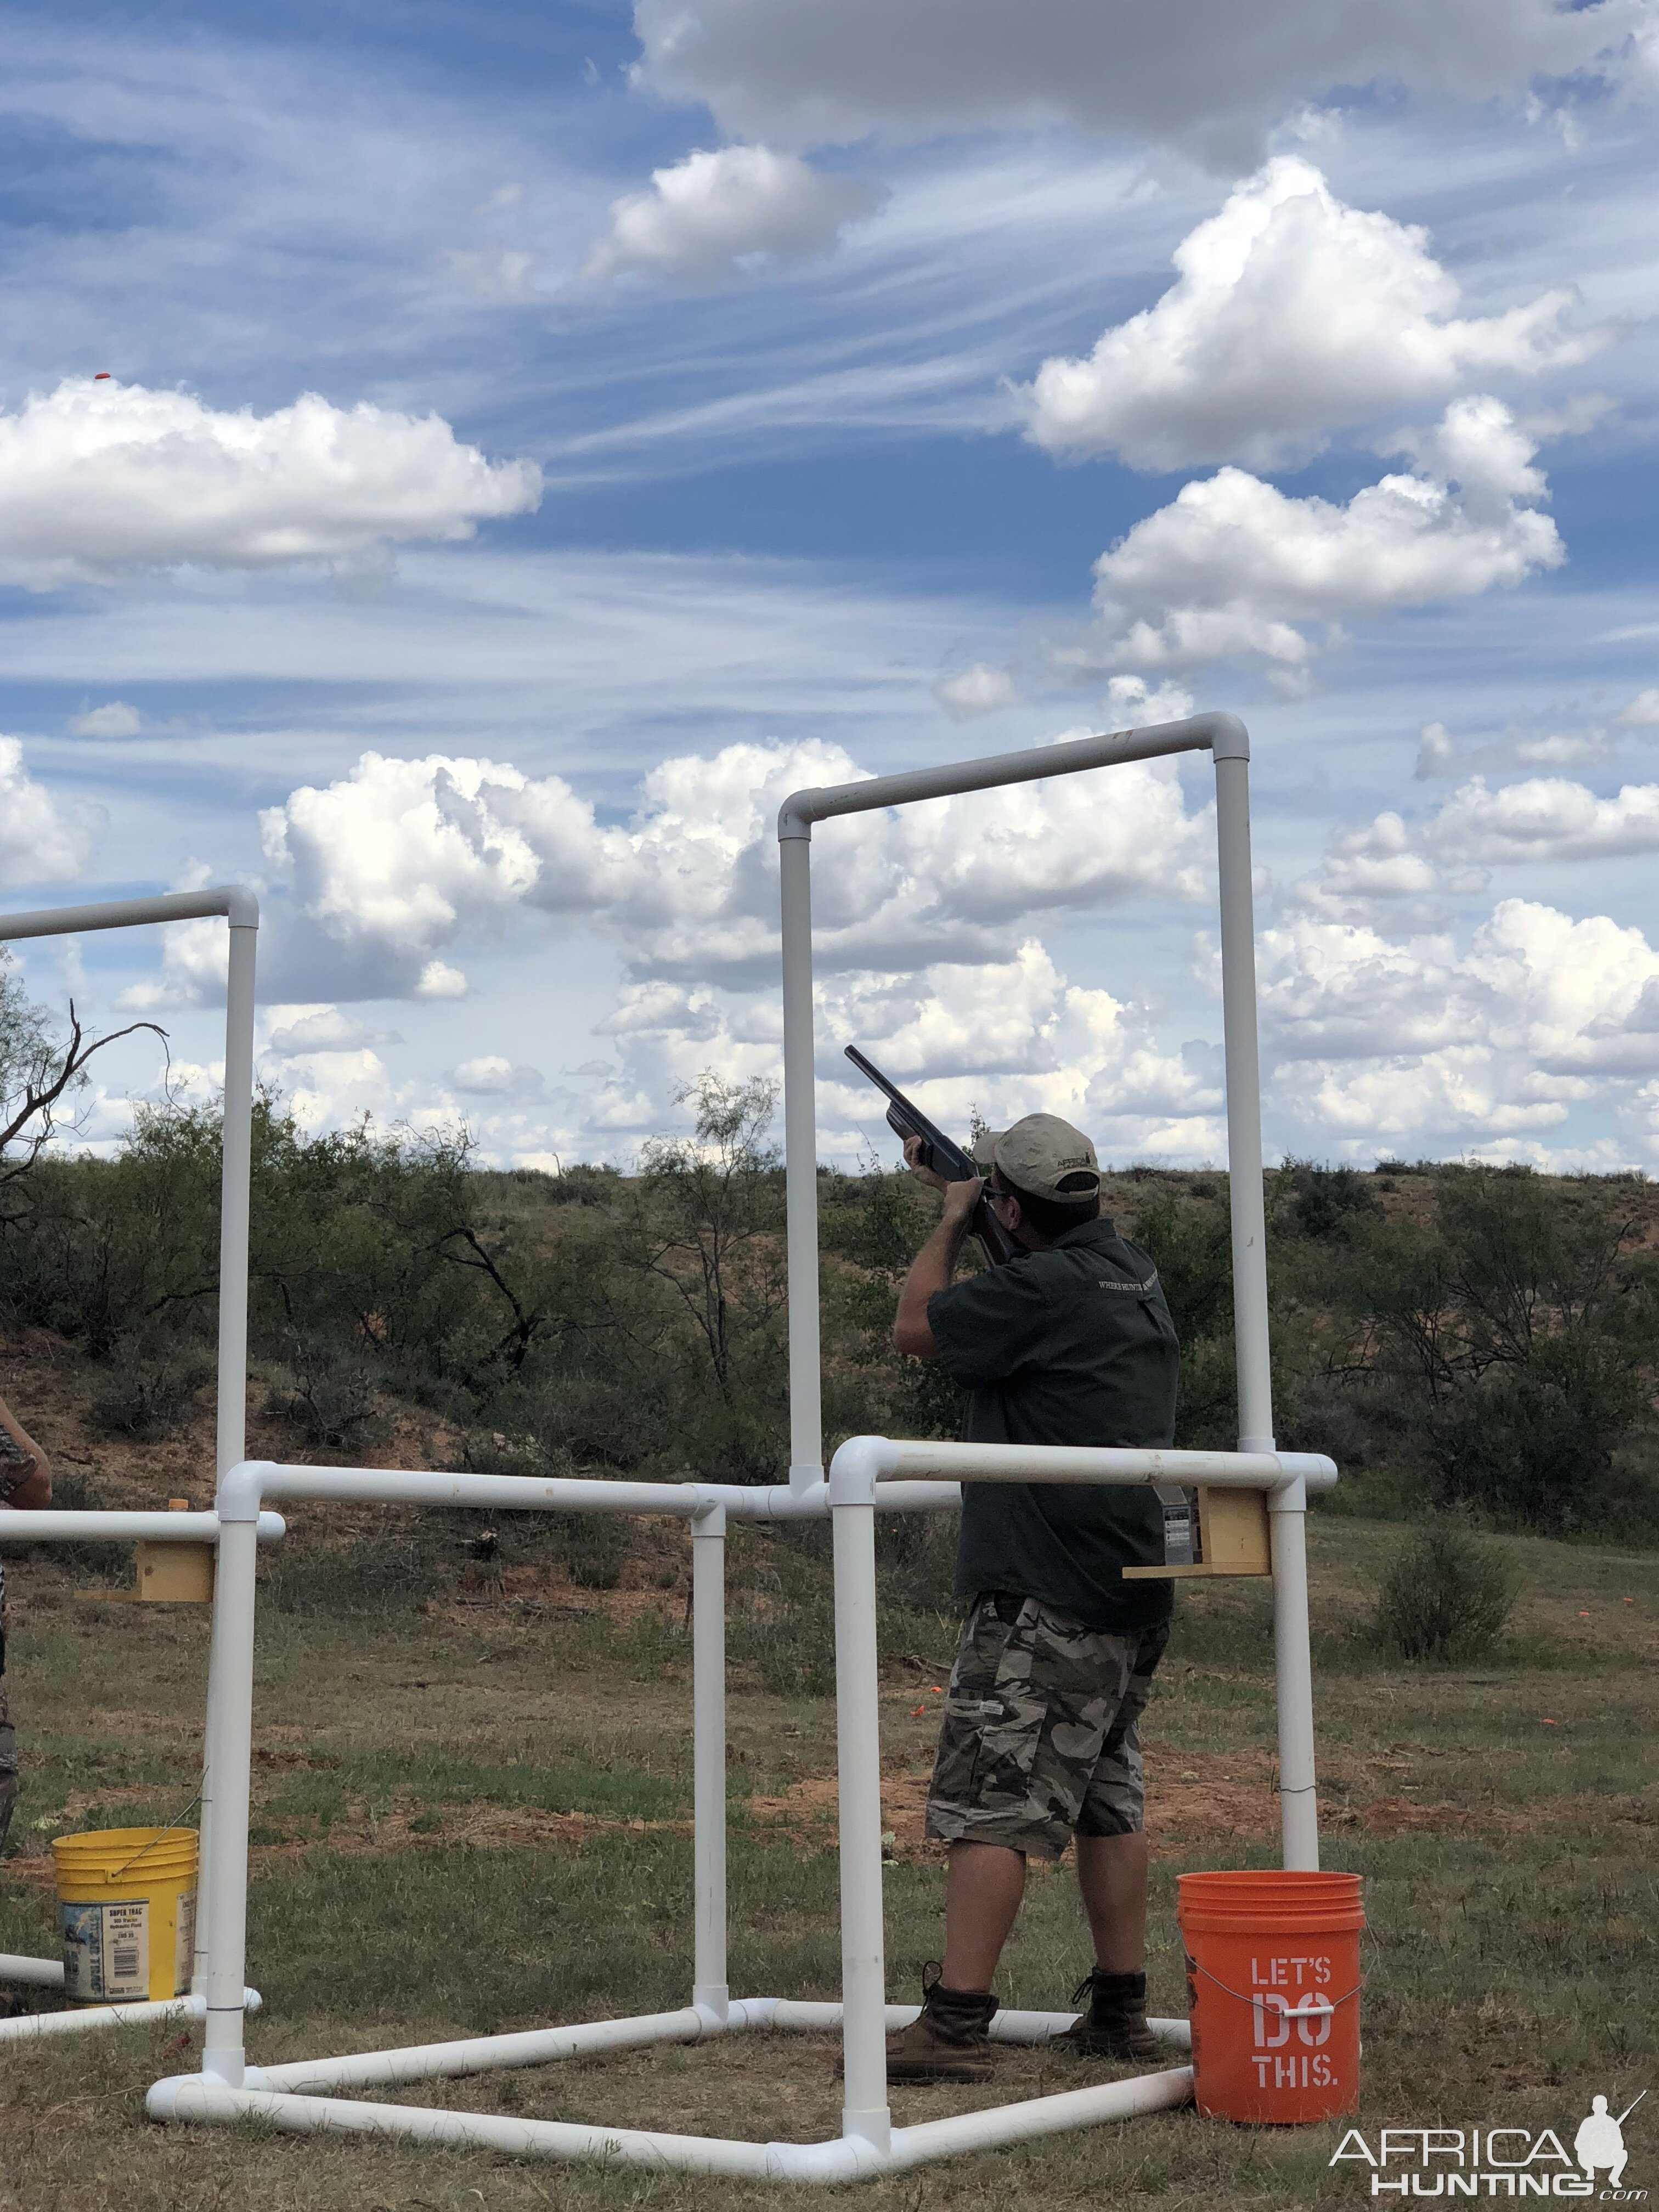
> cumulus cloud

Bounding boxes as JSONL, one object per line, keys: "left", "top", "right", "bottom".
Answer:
{"left": 1102, "top": 675, "right": 1196, "bottom": 727}
{"left": 415, "top": 960, "right": 469, "bottom": 1001}
{"left": 1415, "top": 777, "right": 1659, "bottom": 867}
{"left": 1413, "top": 715, "right": 1626, "bottom": 780}
{"left": 818, "top": 941, "right": 1224, "bottom": 1162}
{"left": 934, "top": 662, "right": 1018, "bottom": 719}
{"left": 1089, "top": 397, "right": 1562, "bottom": 673}
{"left": 583, "top": 145, "right": 885, "bottom": 286}
{"left": 1022, "top": 159, "right": 1610, "bottom": 470}
{"left": 69, "top": 701, "right": 142, "bottom": 739}
{"left": 1296, "top": 774, "right": 1659, "bottom": 924}
{"left": 1259, "top": 898, "right": 1659, "bottom": 1156}
{"left": 115, "top": 872, "right": 233, "bottom": 1012}
{"left": 263, "top": 1006, "right": 402, "bottom": 1056}
{"left": 630, "top": 0, "right": 1647, "bottom": 164}
{"left": 259, "top": 733, "right": 1210, "bottom": 1001}
{"left": 0, "top": 736, "right": 101, "bottom": 887}
{"left": 451, "top": 1055, "right": 544, "bottom": 1098}
{"left": 0, "top": 378, "right": 541, "bottom": 586}
{"left": 241, "top": 732, "right": 1223, "bottom": 1159}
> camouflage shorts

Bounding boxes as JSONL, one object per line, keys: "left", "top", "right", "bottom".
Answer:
{"left": 926, "top": 1595, "right": 1169, "bottom": 1861}
{"left": 0, "top": 1684, "right": 16, "bottom": 1854}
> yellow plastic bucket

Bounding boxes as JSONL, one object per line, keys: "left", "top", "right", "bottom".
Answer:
{"left": 50, "top": 1827, "right": 198, "bottom": 2004}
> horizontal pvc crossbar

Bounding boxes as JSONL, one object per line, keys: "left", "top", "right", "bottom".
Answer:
{"left": 0, "top": 1952, "right": 64, "bottom": 1987}
{"left": 776, "top": 712, "right": 1246, "bottom": 838}
{"left": 831, "top": 1436, "right": 1337, "bottom": 1502}
{"left": 0, "top": 885, "right": 258, "bottom": 940}
{"left": 211, "top": 1464, "right": 965, "bottom": 1525}
{"left": 0, "top": 1988, "right": 261, "bottom": 2044}
{"left": 225, "top": 1465, "right": 706, "bottom": 1519}
{"left": 0, "top": 1511, "right": 286, "bottom": 1544}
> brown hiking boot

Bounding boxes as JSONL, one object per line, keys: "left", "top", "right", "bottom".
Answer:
{"left": 1060, "top": 1967, "right": 1167, "bottom": 2064}
{"left": 883, "top": 1963, "right": 998, "bottom": 2084}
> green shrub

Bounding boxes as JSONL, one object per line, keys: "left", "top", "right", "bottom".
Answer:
{"left": 266, "top": 1334, "right": 381, "bottom": 1451}
{"left": 1427, "top": 1336, "right": 1644, "bottom": 1533}
{"left": 1373, "top": 1522, "right": 1517, "bottom": 1662}
{"left": 548, "top": 1511, "right": 629, "bottom": 1590}
{"left": 87, "top": 1338, "right": 213, "bottom": 1439}
{"left": 1274, "top": 1158, "right": 1383, "bottom": 1240}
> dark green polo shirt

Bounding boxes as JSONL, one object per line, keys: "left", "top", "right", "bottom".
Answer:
{"left": 926, "top": 1216, "right": 1179, "bottom": 1633}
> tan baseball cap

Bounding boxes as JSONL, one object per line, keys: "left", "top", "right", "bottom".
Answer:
{"left": 972, "top": 1113, "right": 1101, "bottom": 1203}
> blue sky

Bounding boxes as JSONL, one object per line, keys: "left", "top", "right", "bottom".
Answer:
{"left": 1, "top": 1, "right": 1657, "bottom": 1172}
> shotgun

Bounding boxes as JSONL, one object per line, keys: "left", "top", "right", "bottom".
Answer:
{"left": 844, "top": 1045, "right": 1018, "bottom": 1268}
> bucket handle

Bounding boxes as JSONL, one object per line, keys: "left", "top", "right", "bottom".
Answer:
{"left": 1188, "top": 1957, "right": 1365, "bottom": 2015}
{"left": 100, "top": 1788, "right": 203, "bottom": 1883}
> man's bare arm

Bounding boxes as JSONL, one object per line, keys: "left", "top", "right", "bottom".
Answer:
{"left": 0, "top": 1397, "right": 50, "bottom": 1510}
{"left": 893, "top": 1173, "right": 982, "bottom": 1359}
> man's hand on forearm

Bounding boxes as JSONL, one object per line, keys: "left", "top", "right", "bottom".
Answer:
{"left": 893, "top": 1175, "right": 981, "bottom": 1358}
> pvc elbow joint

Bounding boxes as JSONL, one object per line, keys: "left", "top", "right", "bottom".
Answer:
{"left": 221, "top": 885, "right": 261, "bottom": 929}
{"left": 1203, "top": 712, "right": 1250, "bottom": 760}
{"left": 776, "top": 791, "right": 819, "bottom": 841}
{"left": 826, "top": 1435, "right": 892, "bottom": 1506}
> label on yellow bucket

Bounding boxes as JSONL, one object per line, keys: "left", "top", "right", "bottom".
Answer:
{"left": 175, "top": 1889, "right": 196, "bottom": 1996}
{"left": 62, "top": 1897, "right": 150, "bottom": 2002}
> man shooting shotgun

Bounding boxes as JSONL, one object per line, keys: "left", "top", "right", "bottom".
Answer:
{"left": 847, "top": 1045, "right": 1180, "bottom": 2084}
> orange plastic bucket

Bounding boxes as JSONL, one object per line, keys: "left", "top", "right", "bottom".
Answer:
{"left": 1177, "top": 1869, "right": 1364, "bottom": 2124}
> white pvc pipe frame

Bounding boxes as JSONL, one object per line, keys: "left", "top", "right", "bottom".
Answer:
{"left": 0, "top": 888, "right": 266, "bottom": 2033}
{"left": 145, "top": 1440, "right": 1330, "bottom": 2176}
{"left": 10, "top": 716, "right": 1340, "bottom": 2179}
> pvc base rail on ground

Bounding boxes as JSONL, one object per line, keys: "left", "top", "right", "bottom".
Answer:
{"left": 148, "top": 1999, "right": 1194, "bottom": 2181}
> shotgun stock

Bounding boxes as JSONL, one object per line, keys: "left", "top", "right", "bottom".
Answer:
{"left": 844, "top": 1045, "right": 1018, "bottom": 1268}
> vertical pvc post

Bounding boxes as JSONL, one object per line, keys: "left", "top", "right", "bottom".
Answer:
{"left": 1269, "top": 1479, "right": 1319, "bottom": 1870}
{"left": 1212, "top": 735, "right": 1321, "bottom": 1870}
{"left": 196, "top": 910, "right": 258, "bottom": 1991}
{"left": 777, "top": 826, "right": 823, "bottom": 1491}
{"left": 216, "top": 915, "right": 257, "bottom": 1483}
{"left": 691, "top": 1503, "right": 729, "bottom": 2019}
{"left": 1211, "top": 736, "right": 1273, "bottom": 1458}
{"left": 200, "top": 1496, "right": 260, "bottom": 2086}
{"left": 830, "top": 1470, "right": 890, "bottom": 2156}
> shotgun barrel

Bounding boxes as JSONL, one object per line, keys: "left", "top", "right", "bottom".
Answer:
{"left": 844, "top": 1046, "right": 1017, "bottom": 1268}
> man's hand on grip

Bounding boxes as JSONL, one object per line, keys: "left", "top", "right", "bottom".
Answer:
{"left": 902, "top": 1134, "right": 950, "bottom": 1193}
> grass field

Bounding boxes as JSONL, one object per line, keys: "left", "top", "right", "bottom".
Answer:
{"left": 2, "top": 1509, "right": 1654, "bottom": 2212}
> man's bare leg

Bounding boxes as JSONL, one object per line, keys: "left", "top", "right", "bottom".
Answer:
{"left": 1075, "top": 1830, "right": 1148, "bottom": 1972}
{"left": 940, "top": 1841, "right": 1027, "bottom": 1989}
